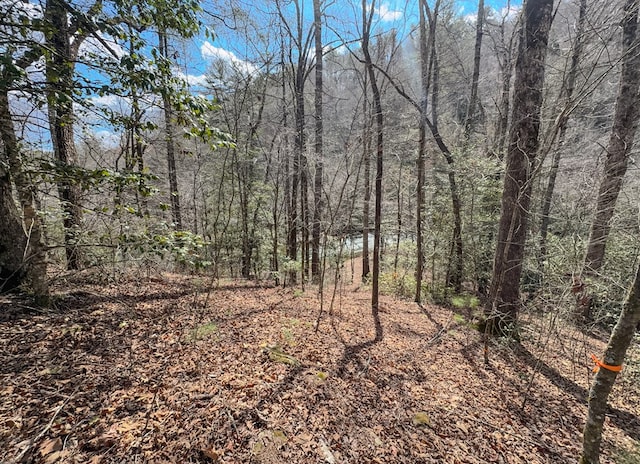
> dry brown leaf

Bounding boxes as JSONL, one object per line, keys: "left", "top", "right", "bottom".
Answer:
{"left": 39, "top": 437, "right": 62, "bottom": 457}
{"left": 201, "top": 447, "right": 221, "bottom": 461}
{"left": 43, "top": 449, "right": 69, "bottom": 463}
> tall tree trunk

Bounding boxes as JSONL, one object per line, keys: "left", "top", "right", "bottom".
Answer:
{"left": 583, "top": 0, "right": 640, "bottom": 273}
{"left": 539, "top": 0, "right": 587, "bottom": 268}
{"left": 0, "top": 89, "right": 49, "bottom": 303}
{"left": 486, "top": 0, "right": 554, "bottom": 336}
{"left": 363, "top": 0, "right": 383, "bottom": 341}
{"left": 425, "top": 0, "right": 463, "bottom": 293}
{"left": 276, "top": 0, "right": 312, "bottom": 285}
{"left": 492, "top": 3, "right": 516, "bottom": 159}
{"left": 300, "top": 138, "right": 309, "bottom": 283}
{"left": 415, "top": 123, "right": 426, "bottom": 303}
{"left": 415, "top": 0, "right": 436, "bottom": 303}
{"left": 311, "top": 0, "right": 324, "bottom": 282}
{"left": 579, "top": 260, "right": 640, "bottom": 464}
{"left": 0, "top": 165, "right": 26, "bottom": 292}
{"left": 293, "top": 67, "right": 305, "bottom": 283}
{"left": 463, "top": 0, "right": 485, "bottom": 140}
{"left": 362, "top": 75, "right": 371, "bottom": 281}
{"left": 239, "top": 159, "right": 252, "bottom": 278}
{"left": 394, "top": 161, "right": 402, "bottom": 272}
{"left": 45, "top": 0, "right": 84, "bottom": 269}
{"left": 279, "top": 31, "right": 297, "bottom": 285}
{"left": 158, "top": 28, "right": 183, "bottom": 231}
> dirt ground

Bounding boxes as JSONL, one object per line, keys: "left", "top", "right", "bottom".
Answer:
{"left": 1, "top": 269, "right": 639, "bottom": 463}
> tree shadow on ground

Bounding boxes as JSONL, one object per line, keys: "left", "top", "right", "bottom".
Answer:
{"left": 510, "top": 344, "right": 640, "bottom": 439}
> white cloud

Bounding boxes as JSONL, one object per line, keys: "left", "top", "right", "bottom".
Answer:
{"left": 93, "top": 129, "right": 121, "bottom": 148}
{"left": 175, "top": 70, "right": 209, "bottom": 88}
{"left": 200, "top": 41, "right": 257, "bottom": 75}
{"left": 90, "top": 94, "right": 131, "bottom": 112}
{"left": 78, "top": 33, "right": 126, "bottom": 61}
{"left": 497, "top": 5, "right": 521, "bottom": 21}
{"left": 376, "top": 3, "right": 403, "bottom": 22}
{"left": 464, "top": 13, "right": 477, "bottom": 24}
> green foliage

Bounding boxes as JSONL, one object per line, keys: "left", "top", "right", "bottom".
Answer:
{"left": 119, "top": 225, "right": 211, "bottom": 269}
{"left": 263, "top": 344, "right": 300, "bottom": 366}
{"left": 35, "top": 160, "right": 157, "bottom": 198}
{"left": 412, "top": 412, "right": 431, "bottom": 426}
{"left": 280, "top": 257, "right": 302, "bottom": 274}
{"left": 188, "top": 322, "right": 218, "bottom": 341}
{"left": 525, "top": 203, "right": 639, "bottom": 328}
{"left": 450, "top": 294, "right": 480, "bottom": 309}
{"left": 379, "top": 271, "right": 416, "bottom": 300}
{"left": 614, "top": 442, "right": 640, "bottom": 464}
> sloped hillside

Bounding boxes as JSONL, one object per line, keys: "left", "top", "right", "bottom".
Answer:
{"left": 1, "top": 272, "right": 638, "bottom": 463}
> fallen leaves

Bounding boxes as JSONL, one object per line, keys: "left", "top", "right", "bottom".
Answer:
{"left": 0, "top": 274, "right": 637, "bottom": 463}
{"left": 39, "top": 437, "right": 62, "bottom": 456}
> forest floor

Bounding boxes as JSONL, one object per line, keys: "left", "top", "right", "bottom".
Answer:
{"left": 1, "top": 266, "right": 639, "bottom": 464}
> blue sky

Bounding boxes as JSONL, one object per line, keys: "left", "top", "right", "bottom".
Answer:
{"left": 6, "top": 0, "right": 521, "bottom": 148}
{"left": 183, "top": 0, "right": 521, "bottom": 90}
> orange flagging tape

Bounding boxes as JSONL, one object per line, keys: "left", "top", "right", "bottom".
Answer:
{"left": 590, "top": 354, "right": 623, "bottom": 373}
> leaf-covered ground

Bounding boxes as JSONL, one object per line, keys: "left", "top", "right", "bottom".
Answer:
{"left": 1, "top": 271, "right": 639, "bottom": 464}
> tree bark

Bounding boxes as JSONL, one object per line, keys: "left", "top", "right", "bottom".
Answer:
{"left": 463, "top": 0, "right": 485, "bottom": 140}
{"left": 583, "top": 0, "right": 640, "bottom": 273}
{"left": 0, "top": 89, "right": 49, "bottom": 303}
{"left": 415, "top": 0, "right": 434, "bottom": 303}
{"left": 158, "top": 28, "right": 183, "bottom": 231}
{"left": 311, "top": 0, "right": 324, "bottom": 282}
{"left": 362, "top": 0, "right": 383, "bottom": 341}
{"left": 579, "top": 260, "right": 640, "bottom": 463}
{"left": 486, "top": 0, "right": 554, "bottom": 336}
{"left": 415, "top": 123, "right": 425, "bottom": 303}
{"left": 0, "top": 165, "right": 27, "bottom": 292}
{"left": 45, "top": 0, "right": 84, "bottom": 269}
{"left": 491, "top": 3, "right": 516, "bottom": 158}
{"left": 362, "top": 74, "right": 371, "bottom": 282}
{"left": 424, "top": 0, "right": 463, "bottom": 293}
{"left": 539, "top": 0, "right": 587, "bottom": 268}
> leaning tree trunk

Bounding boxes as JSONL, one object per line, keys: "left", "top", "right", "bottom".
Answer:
{"left": 0, "top": 89, "right": 49, "bottom": 303}
{"left": 0, "top": 163, "right": 28, "bottom": 292}
{"left": 579, "top": 259, "right": 640, "bottom": 464}
{"left": 486, "top": 0, "right": 554, "bottom": 336}
{"left": 583, "top": 0, "right": 640, "bottom": 273}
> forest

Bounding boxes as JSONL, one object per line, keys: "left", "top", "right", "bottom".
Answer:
{"left": 1, "top": 0, "right": 639, "bottom": 462}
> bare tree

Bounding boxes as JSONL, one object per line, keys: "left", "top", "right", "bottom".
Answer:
{"left": 583, "top": 0, "right": 640, "bottom": 273}
{"left": 486, "top": 2, "right": 518, "bottom": 157}
{"left": 538, "top": 0, "right": 587, "bottom": 268}
{"left": 362, "top": 0, "right": 383, "bottom": 341}
{"left": 463, "top": 0, "right": 485, "bottom": 140}
{"left": 311, "top": 0, "right": 324, "bottom": 281}
{"left": 276, "top": 0, "right": 314, "bottom": 284}
{"left": 362, "top": 70, "right": 372, "bottom": 282}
